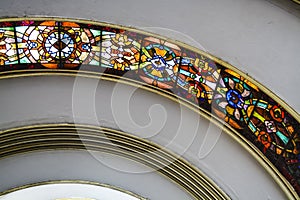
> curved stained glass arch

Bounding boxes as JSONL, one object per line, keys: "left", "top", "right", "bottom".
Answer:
{"left": 0, "top": 17, "right": 299, "bottom": 198}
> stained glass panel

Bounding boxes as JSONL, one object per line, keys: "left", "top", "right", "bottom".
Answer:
{"left": 16, "top": 21, "right": 60, "bottom": 68}
{"left": 213, "top": 68, "right": 261, "bottom": 130}
{"left": 138, "top": 37, "right": 181, "bottom": 89}
{"left": 101, "top": 30, "right": 141, "bottom": 71}
{"left": 60, "top": 23, "right": 101, "bottom": 68}
{"left": 0, "top": 27, "right": 18, "bottom": 65}
{"left": 0, "top": 18, "right": 299, "bottom": 197}
{"left": 175, "top": 49, "right": 221, "bottom": 109}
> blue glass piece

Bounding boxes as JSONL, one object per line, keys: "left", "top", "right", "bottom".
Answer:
{"left": 226, "top": 89, "right": 243, "bottom": 109}
{"left": 276, "top": 130, "right": 289, "bottom": 145}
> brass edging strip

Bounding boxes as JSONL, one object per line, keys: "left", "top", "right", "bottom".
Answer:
{"left": 0, "top": 125, "right": 226, "bottom": 199}
{"left": 0, "top": 180, "right": 147, "bottom": 200}
{"left": 292, "top": 0, "right": 300, "bottom": 5}
{"left": 0, "top": 133, "right": 213, "bottom": 198}
{"left": 0, "top": 70, "right": 297, "bottom": 199}
{"left": 0, "top": 16, "right": 298, "bottom": 120}
{"left": 0, "top": 124, "right": 230, "bottom": 200}
{"left": 1, "top": 142, "right": 208, "bottom": 199}
{"left": 0, "top": 16, "right": 298, "bottom": 199}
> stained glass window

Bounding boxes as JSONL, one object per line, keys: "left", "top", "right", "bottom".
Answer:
{"left": 101, "top": 30, "right": 140, "bottom": 71}
{"left": 0, "top": 27, "right": 18, "bottom": 65}
{"left": 60, "top": 22, "right": 101, "bottom": 67}
{"left": 0, "top": 18, "right": 299, "bottom": 197}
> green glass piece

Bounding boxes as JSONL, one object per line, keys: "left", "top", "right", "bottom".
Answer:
{"left": 276, "top": 130, "right": 289, "bottom": 145}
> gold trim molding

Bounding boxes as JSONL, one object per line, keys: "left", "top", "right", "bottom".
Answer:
{"left": 0, "top": 180, "right": 146, "bottom": 200}
{"left": 0, "top": 123, "right": 230, "bottom": 200}
{"left": 0, "top": 17, "right": 298, "bottom": 199}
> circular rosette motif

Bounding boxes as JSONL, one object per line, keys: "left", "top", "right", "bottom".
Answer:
{"left": 59, "top": 24, "right": 101, "bottom": 68}
{"left": 213, "top": 74, "right": 256, "bottom": 129}
{"left": 257, "top": 131, "right": 272, "bottom": 152}
{"left": 44, "top": 31, "right": 74, "bottom": 60}
{"left": 249, "top": 100, "right": 298, "bottom": 157}
{"left": 139, "top": 44, "right": 178, "bottom": 89}
{"left": 16, "top": 21, "right": 100, "bottom": 68}
{"left": 102, "top": 33, "right": 140, "bottom": 71}
{"left": 270, "top": 105, "right": 285, "bottom": 123}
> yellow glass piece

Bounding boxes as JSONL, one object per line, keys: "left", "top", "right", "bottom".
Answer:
{"left": 226, "top": 105, "right": 235, "bottom": 115}
{"left": 155, "top": 47, "right": 167, "bottom": 57}
{"left": 246, "top": 105, "right": 255, "bottom": 118}
{"left": 235, "top": 83, "right": 244, "bottom": 93}
{"left": 253, "top": 111, "right": 266, "bottom": 123}
{"left": 151, "top": 69, "right": 163, "bottom": 77}
{"left": 225, "top": 69, "right": 259, "bottom": 91}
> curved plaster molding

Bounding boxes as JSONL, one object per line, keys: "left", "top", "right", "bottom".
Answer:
{"left": 0, "top": 17, "right": 298, "bottom": 198}
{"left": 0, "top": 180, "right": 146, "bottom": 200}
{"left": 0, "top": 124, "right": 229, "bottom": 200}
